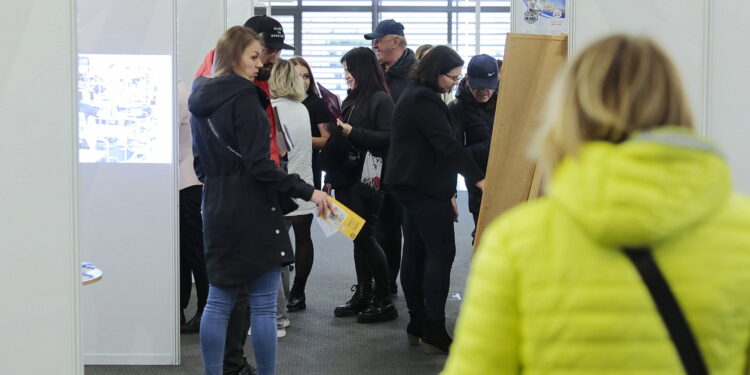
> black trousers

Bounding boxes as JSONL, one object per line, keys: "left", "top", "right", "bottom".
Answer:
{"left": 223, "top": 291, "right": 250, "bottom": 374}
{"left": 376, "top": 191, "right": 403, "bottom": 289}
{"left": 335, "top": 187, "right": 390, "bottom": 300}
{"left": 180, "top": 185, "right": 208, "bottom": 313}
{"left": 395, "top": 189, "right": 456, "bottom": 320}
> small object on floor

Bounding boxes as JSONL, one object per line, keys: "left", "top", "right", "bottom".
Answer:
{"left": 180, "top": 312, "right": 201, "bottom": 334}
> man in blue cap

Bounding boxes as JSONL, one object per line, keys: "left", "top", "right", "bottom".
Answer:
{"left": 364, "top": 19, "right": 418, "bottom": 297}
{"left": 364, "top": 19, "right": 417, "bottom": 103}
{"left": 448, "top": 54, "right": 501, "bottom": 241}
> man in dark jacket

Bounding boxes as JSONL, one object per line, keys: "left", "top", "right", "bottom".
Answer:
{"left": 363, "top": 19, "right": 418, "bottom": 296}
{"left": 448, "top": 54, "right": 500, "bottom": 240}
{"left": 365, "top": 19, "right": 417, "bottom": 104}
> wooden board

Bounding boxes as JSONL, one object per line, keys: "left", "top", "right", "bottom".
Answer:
{"left": 474, "top": 33, "right": 568, "bottom": 250}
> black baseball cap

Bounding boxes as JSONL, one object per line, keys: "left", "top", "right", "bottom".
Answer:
{"left": 244, "top": 16, "right": 295, "bottom": 50}
{"left": 467, "top": 54, "right": 499, "bottom": 90}
{"left": 364, "top": 19, "right": 405, "bottom": 40}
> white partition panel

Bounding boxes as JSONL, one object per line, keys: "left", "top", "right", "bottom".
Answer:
{"left": 568, "top": 0, "right": 709, "bottom": 135}
{"left": 707, "top": 2, "right": 750, "bottom": 194}
{"left": 565, "top": 1, "right": 750, "bottom": 194}
{"left": 77, "top": 0, "right": 179, "bottom": 365}
{"left": 0, "top": 1, "right": 80, "bottom": 374}
{"left": 177, "top": 0, "right": 226, "bottom": 88}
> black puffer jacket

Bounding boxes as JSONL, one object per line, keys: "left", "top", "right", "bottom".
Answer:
{"left": 189, "top": 74, "right": 314, "bottom": 286}
{"left": 448, "top": 78, "right": 497, "bottom": 213}
{"left": 384, "top": 48, "right": 417, "bottom": 104}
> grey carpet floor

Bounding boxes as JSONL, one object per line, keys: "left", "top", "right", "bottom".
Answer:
{"left": 86, "top": 192, "right": 476, "bottom": 375}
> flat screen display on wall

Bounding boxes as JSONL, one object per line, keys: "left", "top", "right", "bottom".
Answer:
{"left": 78, "top": 54, "right": 172, "bottom": 163}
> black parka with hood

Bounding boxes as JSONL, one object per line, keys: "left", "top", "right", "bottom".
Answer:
{"left": 189, "top": 74, "right": 314, "bottom": 286}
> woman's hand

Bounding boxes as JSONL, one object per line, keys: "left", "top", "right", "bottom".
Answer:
{"left": 310, "top": 190, "right": 334, "bottom": 218}
{"left": 475, "top": 179, "right": 485, "bottom": 191}
{"left": 336, "top": 119, "right": 353, "bottom": 136}
{"left": 451, "top": 195, "right": 459, "bottom": 222}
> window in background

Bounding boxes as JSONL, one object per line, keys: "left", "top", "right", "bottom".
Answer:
{"left": 380, "top": 12, "right": 448, "bottom": 48}
{"left": 301, "top": 12, "right": 371, "bottom": 99}
{"left": 261, "top": 1, "right": 511, "bottom": 100}
{"left": 452, "top": 10, "right": 510, "bottom": 64}
{"left": 275, "top": 15, "right": 296, "bottom": 59}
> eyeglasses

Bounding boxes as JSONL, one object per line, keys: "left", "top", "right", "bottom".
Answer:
{"left": 443, "top": 73, "right": 462, "bottom": 82}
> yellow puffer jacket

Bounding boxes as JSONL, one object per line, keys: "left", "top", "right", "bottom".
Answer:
{"left": 442, "top": 127, "right": 750, "bottom": 375}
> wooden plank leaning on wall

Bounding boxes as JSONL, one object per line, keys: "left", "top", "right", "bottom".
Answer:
{"left": 473, "top": 33, "right": 568, "bottom": 251}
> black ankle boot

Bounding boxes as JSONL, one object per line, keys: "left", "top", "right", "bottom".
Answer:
{"left": 356, "top": 297, "right": 398, "bottom": 323}
{"left": 287, "top": 285, "right": 306, "bottom": 312}
{"left": 406, "top": 312, "right": 426, "bottom": 346}
{"left": 422, "top": 318, "right": 452, "bottom": 354}
{"left": 334, "top": 283, "right": 373, "bottom": 317}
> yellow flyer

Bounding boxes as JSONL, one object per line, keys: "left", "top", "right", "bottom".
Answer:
{"left": 317, "top": 196, "right": 365, "bottom": 240}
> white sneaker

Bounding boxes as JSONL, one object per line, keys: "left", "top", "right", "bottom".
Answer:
{"left": 277, "top": 318, "right": 291, "bottom": 328}
{"left": 248, "top": 326, "right": 288, "bottom": 338}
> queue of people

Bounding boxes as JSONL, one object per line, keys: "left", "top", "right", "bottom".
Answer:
{"left": 179, "top": 14, "right": 750, "bottom": 375}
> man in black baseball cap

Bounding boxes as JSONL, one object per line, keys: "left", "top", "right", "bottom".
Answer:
{"left": 244, "top": 15, "right": 295, "bottom": 81}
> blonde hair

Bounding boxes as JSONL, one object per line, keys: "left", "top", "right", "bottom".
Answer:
{"left": 214, "top": 26, "right": 262, "bottom": 77}
{"left": 269, "top": 59, "right": 305, "bottom": 102}
{"left": 415, "top": 44, "right": 433, "bottom": 60}
{"left": 535, "top": 34, "right": 694, "bottom": 171}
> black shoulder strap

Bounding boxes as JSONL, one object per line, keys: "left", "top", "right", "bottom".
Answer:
{"left": 623, "top": 248, "right": 709, "bottom": 375}
{"left": 207, "top": 118, "right": 242, "bottom": 159}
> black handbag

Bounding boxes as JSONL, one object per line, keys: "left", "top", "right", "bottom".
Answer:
{"left": 623, "top": 248, "right": 708, "bottom": 375}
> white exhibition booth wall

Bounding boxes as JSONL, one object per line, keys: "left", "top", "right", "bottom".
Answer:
{"left": 77, "top": 0, "right": 179, "bottom": 365}
{"left": 513, "top": 0, "right": 750, "bottom": 194}
{"left": 77, "top": 0, "right": 224, "bottom": 365}
{"left": 1, "top": 1, "right": 80, "bottom": 374}
{"left": 77, "top": 0, "right": 226, "bottom": 365}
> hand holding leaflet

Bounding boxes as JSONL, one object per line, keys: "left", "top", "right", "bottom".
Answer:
{"left": 315, "top": 196, "right": 365, "bottom": 240}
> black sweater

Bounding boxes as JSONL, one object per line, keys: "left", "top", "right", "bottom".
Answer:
{"left": 385, "top": 84, "right": 484, "bottom": 200}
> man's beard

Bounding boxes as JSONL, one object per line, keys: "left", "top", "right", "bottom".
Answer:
{"left": 256, "top": 64, "right": 273, "bottom": 81}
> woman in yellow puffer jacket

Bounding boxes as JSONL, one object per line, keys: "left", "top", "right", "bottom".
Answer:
{"left": 442, "top": 34, "right": 750, "bottom": 375}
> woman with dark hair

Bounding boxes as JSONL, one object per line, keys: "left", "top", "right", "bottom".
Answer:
{"left": 320, "top": 46, "right": 397, "bottom": 323}
{"left": 385, "top": 45, "right": 485, "bottom": 354}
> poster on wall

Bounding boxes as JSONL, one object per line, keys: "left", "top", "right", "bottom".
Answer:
{"left": 78, "top": 54, "right": 172, "bottom": 163}
{"left": 515, "top": 0, "right": 567, "bottom": 35}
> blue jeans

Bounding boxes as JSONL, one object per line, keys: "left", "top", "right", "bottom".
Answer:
{"left": 200, "top": 268, "right": 280, "bottom": 375}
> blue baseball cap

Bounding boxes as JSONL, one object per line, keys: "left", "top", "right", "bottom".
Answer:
{"left": 364, "top": 19, "right": 405, "bottom": 40}
{"left": 467, "top": 54, "right": 499, "bottom": 90}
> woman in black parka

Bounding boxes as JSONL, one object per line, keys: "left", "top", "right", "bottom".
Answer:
{"left": 319, "top": 47, "right": 397, "bottom": 324}
{"left": 385, "top": 45, "right": 485, "bottom": 355}
{"left": 188, "top": 26, "right": 331, "bottom": 375}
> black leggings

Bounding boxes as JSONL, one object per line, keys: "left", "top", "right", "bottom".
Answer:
{"left": 335, "top": 187, "right": 390, "bottom": 300}
{"left": 289, "top": 214, "right": 314, "bottom": 293}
